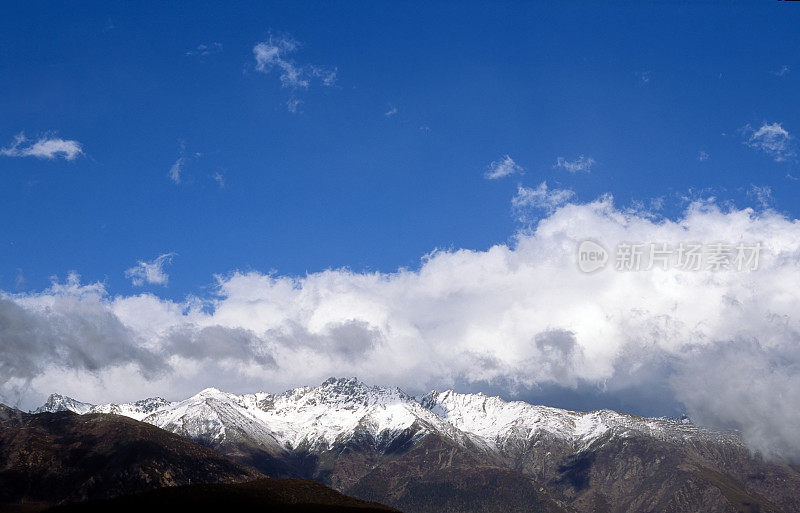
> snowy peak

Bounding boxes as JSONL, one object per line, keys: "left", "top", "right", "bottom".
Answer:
{"left": 420, "top": 389, "right": 725, "bottom": 450}
{"left": 33, "top": 394, "right": 94, "bottom": 414}
{"left": 421, "top": 389, "right": 582, "bottom": 447}
{"left": 90, "top": 397, "right": 174, "bottom": 421}
{"left": 246, "top": 377, "right": 461, "bottom": 451}
{"left": 33, "top": 394, "right": 174, "bottom": 421}
{"left": 278, "top": 377, "right": 413, "bottom": 409}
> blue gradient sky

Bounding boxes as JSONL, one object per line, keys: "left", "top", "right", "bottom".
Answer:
{"left": 1, "top": 1, "right": 799, "bottom": 298}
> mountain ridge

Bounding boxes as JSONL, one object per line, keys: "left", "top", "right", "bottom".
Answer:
{"left": 30, "top": 377, "right": 800, "bottom": 513}
{"left": 33, "top": 377, "right": 719, "bottom": 452}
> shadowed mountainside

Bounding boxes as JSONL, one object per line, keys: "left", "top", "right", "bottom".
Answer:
{"left": 41, "top": 479, "right": 400, "bottom": 513}
{"left": 0, "top": 404, "right": 260, "bottom": 508}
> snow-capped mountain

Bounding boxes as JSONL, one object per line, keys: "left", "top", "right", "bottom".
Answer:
{"left": 34, "top": 377, "right": 727, "bottom": 454}
{"left": 33, "top": 378, "right": 800, "bottom": 513}
{"left": 35, "top": 393, "right": 174, "bottom": 421}
{"left": 420, "top": 389, "right": 737, "bottom": 451}
{"left": 34, "top": 393, "right": 95, "bottom": 415}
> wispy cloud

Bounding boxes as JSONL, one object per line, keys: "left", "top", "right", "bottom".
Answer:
{"left": 186, "top": 42, "right": 222, "bottom": 57}
{"left": 747, "top": 184, "right": 773, "bottom": 208}
{"left": 385, "top": 106, "right": 398, "bottom": 118}
{"left": 554, "top": 155, "right": 595, "bottom": 173}
{"left": 124, "top": 253, "right": 176, "bottom": 287}
{"left": 511, "top": 181, "right": 574, "bottom": 216}
{"left": 484, "top": 155, "right": 523, "bottom": 179}
{"left": 286, "top": 97, "right": 302, "bottom": 113}
{"left": 14, "top": 269, "right": 25, "bottom": 290}
{"left": 743, "top": 122, "right": 795, "bottom": 162}
{"left": 252, "top": 34, "right": 336, "bottom": 112}
{"left": 698, "top": 151, "right": 710, "bottom": 162}
{"left": 169, "top": 157, "right": 185, "bottom": 184}
{"left": 213, "top": 172, "right": 225, "bottom": 188}
{"left": 772, "top": 65, "right": 790, "bottom": 77}
{"left": 635, "top": 70, "right": 651, "bottom": 84}
{"left": 168, "top": 142, "right": 200, "bottom": 184}
{"left": 1, "top": 133, "right": 83, "bottom": 161}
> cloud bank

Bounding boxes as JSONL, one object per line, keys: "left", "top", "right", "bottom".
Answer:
{"left": 2, "top": 196, "right": 800, "bottom": 460}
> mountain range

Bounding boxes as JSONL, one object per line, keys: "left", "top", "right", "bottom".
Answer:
{"left": 33, "top": 377, "right": 800, "bottom": 513}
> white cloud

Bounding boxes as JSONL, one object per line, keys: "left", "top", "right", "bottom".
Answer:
{"left": 555, "top": 155, "right": 595, "bottom": 173}
{"left": 6, "top": 196, "right": 800, "bottom": 460}
{"left": 772, "top": 65, "right": 790, "bottom": 77}
{"left": 485, "top": 155, "right": 523, "bottom": 179}
{"left": 253, "top": 35, "right": 336, "bottom": 94}
{"left": 213, "top": 172, "right": 225, "bottom": 188}
{"left": 385, "top": 106, "right": 398, "bottom": 118}
{"left": 287, "top": 97, "right": 302, "bottom": 113}
{"left": 512, "top": 182, "right": 575, "bottom": 216}
{"left": 124, "top": 253, "right": 176, "bottom": 287}
{"left": 747, "top": 184, "right": 772, "bottom": 208}
{"left": 1, "top": 133, "right": 83, "bottom": 161}
{"left": 743, "top": 122, "right": 795, "bottom": 162}
{"left": 168, "top": 142, "right": 201, "bottom": 184}
{"left": 186, "top": 42, "right": 222, "bottom": 57}
{"left": 698, "top": 151, "right": 710, "bottom": 162}
{"left": 168, "top": 157, "right": 185, "bottom": 184}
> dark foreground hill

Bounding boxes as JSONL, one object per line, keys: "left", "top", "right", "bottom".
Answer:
{"left": 0, "top": 404, "right": 397, "bottom": 513}
{"left": 42, "top": 479, "right": 400, "bottom": 513}
{"left": 0, "top": 403, "right": 260, "bottom": 509}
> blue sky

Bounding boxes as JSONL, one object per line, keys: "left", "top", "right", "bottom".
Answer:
{"left": 2, "top": 2, "right": 798, "bottom": 298}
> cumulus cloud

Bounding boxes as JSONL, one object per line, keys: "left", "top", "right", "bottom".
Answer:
{"left": 0, "top": 273, "right": 165, "bottom": 406}
{"left": 125, "top": 253, "right": 176, "bottom": 287}
{"left": 555, "top": 155, "right": 595, "bottom": 173}
{"left": 743, "top": 122, "right": 795, "bottom": 162}
{"left": 1, "top": 133, "right": 83, "bottom": 161}
{"left": 252, "top": 34, "right": 336, "bottom": 112}
{"left": 4, "top": 196, "right": 800, "bottom": 460}
{"left": 485, "top": 155, "right": 523, "bottom": 179}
